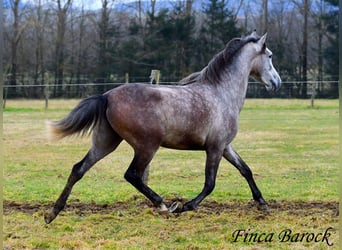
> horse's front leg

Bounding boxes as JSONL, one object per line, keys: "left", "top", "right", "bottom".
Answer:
{"left": 170, "top": 149, "right": 223, "bottom": 213}
{"left": 223, "top": 145, "right": 269, "bottom": 211}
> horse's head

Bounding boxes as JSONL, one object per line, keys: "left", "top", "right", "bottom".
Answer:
{"left": 249, "top": 32, "right": 282, "bottom": 92}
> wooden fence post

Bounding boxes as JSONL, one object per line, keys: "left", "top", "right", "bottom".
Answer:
{"left": 142, "top": 69, "right": 161, "bottom": 185}
{"left": 3, "top": 74, "right": 10, "bottom": 108}
{"left": 3, "top": 86, "right": 7, "bottom": 109}
{"left": 44, "top": 72, "right": 50, "bottom": 109}
{"left": 150, "top": 69, "right": 160, "bottom": 84}
{"left": 125, "top": 73, "right": 129, "bottom": 83}
{"left": 310, "top": 84, "right": 315, "bottom": 108}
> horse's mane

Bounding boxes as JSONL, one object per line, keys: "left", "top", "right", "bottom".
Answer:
{"left": 180, "top": 34, "right": 260, "bottom": 85}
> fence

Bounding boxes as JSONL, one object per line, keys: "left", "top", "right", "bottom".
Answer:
{"left": 3, "top": 78, "right": 338, "bottom": 185}
{"left": 3, "top": 80, "right": 339, "bottom": 108}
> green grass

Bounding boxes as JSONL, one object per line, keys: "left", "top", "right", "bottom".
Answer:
{"left": 3, "top": 98, "right": 339, "bottom": 249}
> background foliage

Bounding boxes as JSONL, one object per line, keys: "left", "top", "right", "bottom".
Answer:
{"left": 3, "top": 0, "right": 339, "bottom": 98}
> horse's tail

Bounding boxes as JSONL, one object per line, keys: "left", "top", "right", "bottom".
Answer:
{"left": 47, "top": 95, "right": 108, "bottom": 140}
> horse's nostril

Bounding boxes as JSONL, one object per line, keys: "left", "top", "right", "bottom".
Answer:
{"left": 272, "top": 82, "right": 277, "bottom": 90}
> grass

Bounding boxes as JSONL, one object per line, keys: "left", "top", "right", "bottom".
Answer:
{"left": 3, "top": 98, "right": 339, "bottom": 249}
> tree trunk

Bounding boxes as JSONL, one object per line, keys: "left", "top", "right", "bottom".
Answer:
{"left": 10, "top": 0, "right": 21, "bottom": 97}
{"left": 34, "top": 0, "right": 45, "bottom": 98}
{"left": 262, "top": 0, "right": 268, "bottom": 33}
{"left": 76, "top": 7, "right": 86, "bottom": 97}
{"left": 317, "top": 0, "right": 324, "bottom": 95}
{"left": 97, "top": 0, "right": 113, "bottom": 93}
{"left": 54, "top": 0, "right": 72, "bottom": 97}
{"left": 301, "top": 0, "right": 308, "bottom": 98}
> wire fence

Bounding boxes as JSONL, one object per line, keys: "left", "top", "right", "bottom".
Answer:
{"left": 3, "top": 80, "right": 339, "bottom": 109}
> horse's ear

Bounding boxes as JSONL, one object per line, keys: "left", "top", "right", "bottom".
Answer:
{"left": 258, "top": 33, "right": 267, "bottom": 45}
{"left": 251, "top": 29, "right": 258, "bottom": 37}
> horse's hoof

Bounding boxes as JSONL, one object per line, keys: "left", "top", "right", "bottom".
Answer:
{"left": 169, "top": 201, "right": 183, "bottom": 213}
{"left": 44, "top": 211, "right": 56, "bottom": 224}
{"left": 158, "top": 203, "right": 169, "bottom": 215}
{"left": 258, "top": 203, "right": 270, "bottom": 212}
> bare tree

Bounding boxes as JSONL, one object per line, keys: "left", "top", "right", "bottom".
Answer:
{"left": 292, "top": 0, "right": 310, "bottom": 97}
{"left": 262, "top": 0, "right": 268, "bottom": 33}
{"left": 76, "top": 7, "right": 86, "bottom": 87}
{"left": 302, "top": 0, "right": 309, "bottom": 97}
{"left": 31, "top": 0, "right": 49, "bottom": 89}
{"left": 150, "top": 0, "right": 157, "bottom": 23}
{"left": 311, "top": 0, "right": 326, "bottom": 94}
{"left": 8, "top": 0, "right": 27, "bottom": 95}
{"left": 96, "top": 0, "right": 115, "bottom": 92}
{"left": 54, "top": 0, "right": 72, "bottom": 96}
{"left": 2, "top": 0, "right": 339, "bottom": 98}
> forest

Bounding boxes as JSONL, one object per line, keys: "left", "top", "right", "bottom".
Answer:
{"left": 3, "top": 0, "right": 339, "bottom": 98}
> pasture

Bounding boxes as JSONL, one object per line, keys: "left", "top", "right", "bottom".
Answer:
{"left": 3, "top": 98, "right": 339, "bottom": 249}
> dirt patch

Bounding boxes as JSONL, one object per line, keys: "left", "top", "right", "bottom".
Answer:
{"left": 4, "top": 199, "right": 339, "bottom": 217}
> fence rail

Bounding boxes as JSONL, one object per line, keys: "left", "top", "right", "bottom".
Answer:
{"left": 3, "top": 80, "right": 339, "bottom": 88}
{"left": 3, "top": 80, "right": 339, "bottom": 108}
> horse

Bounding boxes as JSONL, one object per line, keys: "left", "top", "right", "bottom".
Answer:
{"left": 44, "top": 31, "right": 281, "bottom": 224}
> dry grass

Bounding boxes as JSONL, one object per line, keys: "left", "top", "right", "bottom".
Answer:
{"left": 3, "top": 98, "right": 339, "bottom": 249}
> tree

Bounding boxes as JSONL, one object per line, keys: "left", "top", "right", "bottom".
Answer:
{"left": 7, "top": 0, "right": 26, "bottom": 97}
{"left": 54, "top": 0, "right": 72, "bottom": 97}
{"left": 164, "top": 0, "right": 196, "bottom": 79}
{"left": 262, "top": 0, "right": 268, "bottom": 33}
{"left": 96, "top": 0, "right": 117, "bottom": 92}
{"left": 322, "top": 0, "right": 338, "bottom": 77}
{"left": 2, "top": 0, "right": 339, "bottom": 98}
{"left": 321, "top": 0, "right": 338, "bottom": 97}
{"left": 267, "top": 1, "right": 299, "bottom": 96}
{"left": 301, "top": 0, "right": 309, "bottom": 98}
{"left": 75, "top": 7, "right": 87, "bottom": 88}
{"left": 31, "top": 0, "right": 50, "bottom": 96}
{"left": 196, "top": 0, "right": 242, "bottom": 69}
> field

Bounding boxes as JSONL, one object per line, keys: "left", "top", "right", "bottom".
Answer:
{"left": 3, "top": 98, "right": 339, "bottom": 249}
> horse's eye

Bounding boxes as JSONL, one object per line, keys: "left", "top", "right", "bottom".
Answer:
{"left": 269, "top": 54, "right": 272, "bottom": 59}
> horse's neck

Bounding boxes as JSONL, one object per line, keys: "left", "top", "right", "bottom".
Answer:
{"left": 219, "top": 56, "right": 252, "bottom": 113}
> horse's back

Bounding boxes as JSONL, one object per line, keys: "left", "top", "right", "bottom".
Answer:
{"left": 104, "top": 83, "right": 214, "bottom": 150}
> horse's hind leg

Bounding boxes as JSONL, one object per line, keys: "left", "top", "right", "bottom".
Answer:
{"left": 44, "top": 122, "right": 122, "bottom": 224}
{"left": 223, "top": 145, "right": 269, "bottom": 211}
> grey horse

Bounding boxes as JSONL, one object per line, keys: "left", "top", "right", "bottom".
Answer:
{"left": 44, "top": 31, "right": 281, "bottom": 224}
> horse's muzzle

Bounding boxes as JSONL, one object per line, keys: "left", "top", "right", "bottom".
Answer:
{"left": 267, "top": 78, "right": 281, "bottom": 92}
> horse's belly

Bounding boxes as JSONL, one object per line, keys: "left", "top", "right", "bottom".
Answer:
{"left": 160, "top": 131, "right": 206, "bottom": 150}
